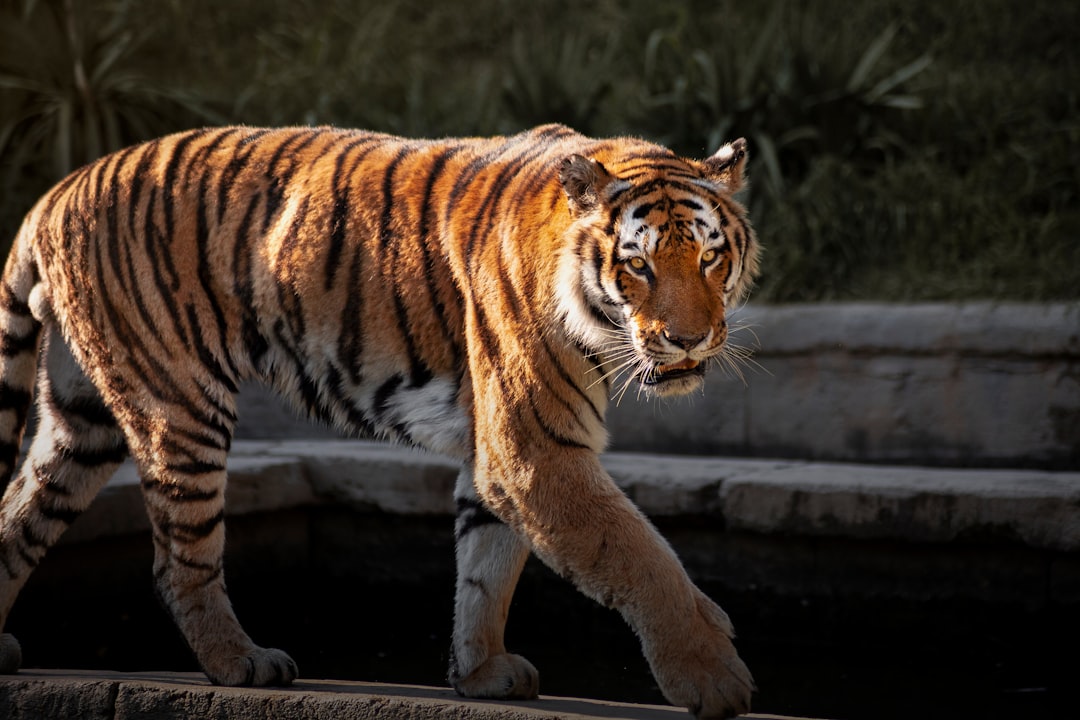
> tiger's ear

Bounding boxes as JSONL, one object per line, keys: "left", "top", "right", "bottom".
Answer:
{"left": 700, "top": 138, "right": 749, "bottom": 193}
{"left": 559, "top": 155, "right": 615, "bottom": 216}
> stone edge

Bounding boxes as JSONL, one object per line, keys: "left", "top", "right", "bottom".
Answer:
{"left": 0, "top": 669, "right": 810, "bottom": 720}
{"left": 61, "top": 440, "right": 1080, "bottom": 552}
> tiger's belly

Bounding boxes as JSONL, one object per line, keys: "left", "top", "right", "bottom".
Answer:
{"left": 263, "top": 352, "right": 471, "bottom": 461}
{"left": 364, "top": 373, "right": 471, "bottom": 459}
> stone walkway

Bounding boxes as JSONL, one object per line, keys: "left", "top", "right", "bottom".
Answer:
{"left": 0, "top": 670, "right": 814, "bottom": 720}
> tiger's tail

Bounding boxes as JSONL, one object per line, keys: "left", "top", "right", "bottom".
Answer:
{"left": 0, "top": 220, "right": 44, "bottom": 496}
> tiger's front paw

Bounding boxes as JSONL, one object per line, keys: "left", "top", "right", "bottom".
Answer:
{"left": 204, "top": 646, "right": 298, "bottom": 687}
{"left": 0, "top": 633, "right": 21, "bottom": 674}
{"left": 647, "top": 592, "right": 754, "bottom": 719}
{"left": 452, "top": 652, "right": 539, "bottom": 700}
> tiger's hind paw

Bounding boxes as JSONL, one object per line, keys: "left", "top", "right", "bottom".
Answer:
{"left": 452, "top": 653, "right": 539, "bottom": 700}
{"left": 204, "top": 646, "right": 298, "bottom": 687}
{"left": 0, "top": 633, "right": 21, "bottom": 674}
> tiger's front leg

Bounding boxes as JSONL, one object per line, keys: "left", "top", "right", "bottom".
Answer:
{"left": 466, "top": 377, "right": 753, "bottom": 719}
{"left": 448, "top": 468, "right": 538, "bottom": 699}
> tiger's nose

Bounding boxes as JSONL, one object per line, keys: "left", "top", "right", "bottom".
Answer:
{"left": 662, "top": 329, "right": 708, "bottom": 350}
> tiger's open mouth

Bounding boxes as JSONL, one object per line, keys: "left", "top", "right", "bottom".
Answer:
{"left": 642, "top": 358, "right": 705, "bottom": 386}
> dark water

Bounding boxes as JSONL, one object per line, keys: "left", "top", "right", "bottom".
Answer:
{"left": 9, "top": 509, "right": 1078, "bottom": 719}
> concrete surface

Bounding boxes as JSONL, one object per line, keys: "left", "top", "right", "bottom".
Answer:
{"left": 0, "top": 670, "right": 813, "bottom": 720}
{"left": 62, "top": 440, "right": 1080, "bottom": 552}
{"left": 233, "top": 302, "right": 1080, "bottom": 469}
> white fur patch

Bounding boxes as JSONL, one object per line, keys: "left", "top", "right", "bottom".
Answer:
{"left": 27, "top": 284, "right": 52, "bottom": 324}
{"left": 377, "top": 377, "right": 470, "bottom": 459}
{"left": 554, "top": 243, "right": 619, "bottom": 352}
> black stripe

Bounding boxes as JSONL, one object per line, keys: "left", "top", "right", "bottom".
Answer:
{"left": 0, "top": 329, "right": 38, "bottom": 356}
{"left": 462, "top": 140, "right": 556, "bottom": 269}
{"left": 0, "top": 549, "right": 18, "bottom": 578}
{"left": 160, "top": 544, "right": 221, "bottom": 574}
{"left": 373, "top": 374, "right": 403, "bottom": 418}
{"left": 119, "top": 140, "right": 173, "bottom": 356}
{"left": 539, "top": 336, "right": 604, "bottom": 425}
{"left": 591, "top": 244, "right": 613, "bottom": 298}
{"left": 104, "top": 147, "right": 138, "bottom": 297}
{"left": 271, "top": 195, "right": 313, "bottom": 376}
{"left": 0, "top": 382, "right": 32, "bottom": 423}
{"left": 56, "top": 443, "right": 127, "bottom": 468}
{"left": 185, "top": 304, "right": 240, "bottom": 394}
{"left": 527, "top": 394, "right": 591, "bottom": 449}
{"left": 468, "top": 301, "right": 503, "bottom": 386}
{"left": 15, "top": 542, "right": 39, "bottom": 569}
{"left": 443, "top": 131, "right": 541, "bottom": 240}
{"left": 322, "top": 363, "right": 377, "bottom": 436}
{"left": 144, "top": 190, "right": 190, "bottom": 346}
{"left": 324, "top": 137, "right": 382, "bottom": 290}
{"left": 160, "top": 130, "right": 210, "bottom": 281}
{"left": 51, "top": 390, "right": 116, "bottom": 427}
{"left": 169, "top": 425, "right": 231, "bottom": 454}
{"left": 234, "top": 194, "right": 268, "bottom": 370}
{"left": 96, "top": 223, "right": 189, "bottom": 404}
{"left": 217, "top": 129, "right": 272, "bottom": 224}
{"left": 470, "top": 299, "right": 590, "bottom": 451}
{"left": 165, "top": 459, "right": 226, "bottom": 476}
{"left": 273, "top": 318, "right": 325, "bottom": 419}
{"left": 0, "top": 282, "right": 32, "bottom": 317}
{"left": 194, "top": 167, "right": 240, "bottom": 385}
{"left": 39, "top": 503, "right": 80, "bottom": 526}
{"left": 379, "top": 145, "right": 435, "bottom": 387}
{"left": 94, "top": 239, "right": 233, "bottom": 445}
{"left": 160, "top": 509, "right": 225, "bottom": 542}
{"left": 38, "top": 167, "right": 83, "bottom": 224}
{"left": 0, "top": 440, "right": 19, "bottom": 471}
{"left": 325, "top": 174, "right": 352, "bottom": 290}
{"left": 391, "top": 277, "right": 434, "bottom": 388}
{"left": 21, "top": 520, "right": 48, "bottom": 550}
{"left": 338, "top": 246, "right": 365, "bottom": 384}
{"left": 586, "top": 300, "right": 618, "bottom": 328}
{"left": 262, "top": 130, "right": 321, "bottom": 232}
{"left": 454, "top": 497, "right": 504, "bottom": 539}
{"left": 378, "top": 146, "right": 415, "bottom": 249}
{"left": 36, "top": 469, "right": 73, "bottom": 496}
{"left": 142, "top": 478, "right": 220, "bottom": 502}
{"left": 417, "top": 147, "right": 465, "bottom": 363}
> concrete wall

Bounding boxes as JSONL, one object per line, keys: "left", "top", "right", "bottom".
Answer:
{"left": 609, "top": 302, "right": 1079, "bottom": 468}
{"left": 234, "top": 303, "right": 1080, "bottom": 469}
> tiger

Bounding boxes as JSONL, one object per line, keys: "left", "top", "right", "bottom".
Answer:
{"left": 0, "top": 123, "right": 759, "bottom": 718}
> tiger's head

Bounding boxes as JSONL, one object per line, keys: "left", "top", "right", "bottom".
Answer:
{"left": 555, "top": 139, "right": 759, "bottom": 399}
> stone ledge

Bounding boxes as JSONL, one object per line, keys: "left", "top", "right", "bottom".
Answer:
{"left": 728, "top": 302, "right": 1079, "bottom": 356}
{"left": 0, "top": 670, "right": 808, "bottom": 720}
{"left": 62, "top": 440, "right": 1080, "bottom": 552}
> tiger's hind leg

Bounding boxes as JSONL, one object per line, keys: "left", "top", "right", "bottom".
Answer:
{"left": 123, "top": 375, "right": 297, "bottom": 687}
{"left": 448, "top": 468, "right": 538, "bottom": 699}
{"left": 0, "top": 330, "right": 128, "bottom": 672}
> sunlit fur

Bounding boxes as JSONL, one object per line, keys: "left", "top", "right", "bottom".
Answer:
{"left": 0, "top": 124, "right": 758, "bottom": 718}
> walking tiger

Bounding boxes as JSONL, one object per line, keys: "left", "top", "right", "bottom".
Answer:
{"left": 0, "top": 124, "right": 759, "bottom": 718}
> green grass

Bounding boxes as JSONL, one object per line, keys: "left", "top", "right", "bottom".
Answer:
{"left": 1, "top": 0, "right": 1076, "bottom": 302}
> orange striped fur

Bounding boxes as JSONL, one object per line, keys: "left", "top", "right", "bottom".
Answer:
{"left": 0, "top": 125, "right": 758, "bottom": 717}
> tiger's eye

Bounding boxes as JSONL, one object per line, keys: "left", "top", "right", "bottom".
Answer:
{"left": 629, "top": 256, "right": 646, "bottom": 270}
{"left": 701, "top": 249, "right": 717, "bottom": 264}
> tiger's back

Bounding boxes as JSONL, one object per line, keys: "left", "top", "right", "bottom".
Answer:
{"left": 0, "top": 124, "right": 758, "bottom": 718}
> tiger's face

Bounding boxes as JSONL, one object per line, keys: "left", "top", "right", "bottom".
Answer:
{"left": 556, "top": 139, "right": 759, "bottom": 399}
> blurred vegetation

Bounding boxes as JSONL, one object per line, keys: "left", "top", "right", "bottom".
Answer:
{"left": 1, "top": 0, "right": 1077, "bottom": 302}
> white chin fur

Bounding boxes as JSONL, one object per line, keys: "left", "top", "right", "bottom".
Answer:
{"left": 642, "top": 373, "right": 705, "bottom": 398}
